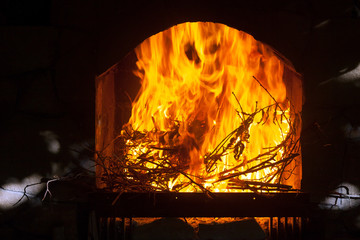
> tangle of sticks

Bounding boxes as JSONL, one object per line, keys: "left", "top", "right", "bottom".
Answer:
{"left": 96, "top": 77, "right": 301, "bottom": 193}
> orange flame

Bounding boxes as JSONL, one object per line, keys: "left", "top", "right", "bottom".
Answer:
{"left": 126, "top": 22, "right": 294, "bottom": 192}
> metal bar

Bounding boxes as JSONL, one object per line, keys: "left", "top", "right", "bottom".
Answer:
{"left": 290, "top": 217, "right": 296, "bottom": 239}
{"left": 277, "top": 217, "right": 281, "bottom": 240}
{"left": 106, "top": 218, "right": 110, "bottom": 240}
{"left": 129, "top": 217, "right": 133, "bottom": 240}
{"left": 113, "top": 218, "right": 118, "bottom": 240}
{"left": 110, "top": 218, "right": 116, "bottom": 240}
{"left": 121, "top": 217, "right": 125, "bottom": 240}
{"left": 100, "top": 217, "right": 107, "bottom": 240}
{"left": 269, "top": 217, "right": 274, "bottom": 239}
{"left": 269, "top": 217, "right": 273, "bottom": 239}
{"left": 285, "top": 217, "right": 288, "bottom": 239}
{"left": 89, "top": 192, "right": 312, "bottom": 218}
{"left": 300, "top": 217, "right": 304, "bottom": 240}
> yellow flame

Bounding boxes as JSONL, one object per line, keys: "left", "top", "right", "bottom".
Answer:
{"left": 127, "top": 22, "right": 292, "bottom": 192}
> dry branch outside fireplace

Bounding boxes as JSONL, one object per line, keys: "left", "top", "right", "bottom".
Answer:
{"left": 92, "top": 22, "right": 306, "bottom": 239}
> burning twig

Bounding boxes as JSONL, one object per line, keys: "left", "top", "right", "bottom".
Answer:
{"left": 96, "top": 90, "right": 300, "bottom": 193}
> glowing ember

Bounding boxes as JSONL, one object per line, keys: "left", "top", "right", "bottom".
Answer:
{"left": 95, "top": 22, "right": 302, "bottom": 192}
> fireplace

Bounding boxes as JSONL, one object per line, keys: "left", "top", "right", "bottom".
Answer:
{"left": 92, "top": 22, "right": 306, "bottom": 239}
{"left": 95, "top": 22, "right": 303, "bottom": 192}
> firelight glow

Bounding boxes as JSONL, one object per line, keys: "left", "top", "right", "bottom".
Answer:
{"left": 124, "top": 22, "right": 297, "bottom": 192}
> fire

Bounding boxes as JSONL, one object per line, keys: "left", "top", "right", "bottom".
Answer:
{"left": 121, "top": 22, "right": 299, "bottom": 192}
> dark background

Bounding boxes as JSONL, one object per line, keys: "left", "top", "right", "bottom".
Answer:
{"left": 1, "top": 0, "right": 360, "bottom": 239}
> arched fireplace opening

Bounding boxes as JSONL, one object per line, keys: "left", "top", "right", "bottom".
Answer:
{"left": 92, "top": 22, "right": 306, "bottom": 239}
{"left": 95, "top": 22, "right": 303, "bottom": 193}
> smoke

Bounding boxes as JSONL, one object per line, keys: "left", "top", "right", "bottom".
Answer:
{"left": 39, "top": 130, "right": 61, "bottom": 154}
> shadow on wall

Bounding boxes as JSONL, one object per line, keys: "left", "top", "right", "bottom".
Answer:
{"left": 0, "top": 0, "right": 98, "bottom": 210}
{"left": 0, "top": 135, "right": 95, "bottom": 210}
